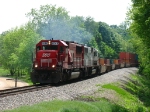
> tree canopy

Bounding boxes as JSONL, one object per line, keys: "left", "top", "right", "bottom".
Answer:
{"left": 129, "top": 0, "right": 150, "bottom": 76}
{"left": 0, "top": 23, "right": 42, "bottom": 75}
{"left": 0, "top": 4, "right": 134, "bottom": 75}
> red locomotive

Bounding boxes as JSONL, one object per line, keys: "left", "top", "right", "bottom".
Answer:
{"left": 31, "top": 39, "right": 100, "bottom": 84}
{"left": 30, "top": 39, "right": 138, "bottom": 84}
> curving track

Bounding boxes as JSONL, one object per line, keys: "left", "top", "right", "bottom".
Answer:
{"left": 0, "top": 67, "right": 138, "bottom": 111}
{"left": 0, "top": 84, "right": 52, "bottom": 97}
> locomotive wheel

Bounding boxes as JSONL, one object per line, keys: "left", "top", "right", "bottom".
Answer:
{"left": 62, "top": 70, "right": 71, "bottom": 81}
{"left": 62, "top": 74, "right": 67, "bottom": 81}
{"left": 84, "top": 68, "right": 88, "bottom": 77}
{"left": 30, "top": 71, "right": 37, "bottom": 85}
{"left": 96, "top": 66, "right": 100, "bottom": 75}
{"left": 79, "top": 70, "right": 84, "bottom": 79}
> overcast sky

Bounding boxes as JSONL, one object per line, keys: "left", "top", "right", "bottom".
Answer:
{"left": 0, "top": 0, "right": 131, "bottom": 33}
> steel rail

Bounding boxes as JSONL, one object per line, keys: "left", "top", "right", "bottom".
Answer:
{"left": 0, "top": 84, "right": 52, "bottom": 97}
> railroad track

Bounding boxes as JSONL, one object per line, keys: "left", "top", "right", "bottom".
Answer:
{"left": 0, "top": 84, "right": 52, "bottom": 97}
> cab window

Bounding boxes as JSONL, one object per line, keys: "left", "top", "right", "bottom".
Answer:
{"left": 94, "top": 52, "right": 97, "bottom": 56}
{"left": 43, "top": 45, "right": 58, "bottom": 50}
{"left": 36, "top": 46, "right": 40, "bottom": 51}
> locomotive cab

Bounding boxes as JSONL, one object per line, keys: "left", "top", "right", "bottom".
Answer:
{"left": 31, "top": 40, "right": 68, "bottom": 84}
{"left": 34, "top": 40, "right": 68, "bottom": 68}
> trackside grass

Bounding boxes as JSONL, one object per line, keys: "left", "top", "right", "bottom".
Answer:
{"left": 2, "top": 74, "right": 150, "bottom": 112}
{"left": 101, "top": 83, "right": 147, "bottom": 111}
{"left": 3, "top": 100, "right": 128, "bottom": 112}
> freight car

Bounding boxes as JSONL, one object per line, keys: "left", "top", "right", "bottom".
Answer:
{"left": 30, "top": 39, "right": 138, "bottom": 84}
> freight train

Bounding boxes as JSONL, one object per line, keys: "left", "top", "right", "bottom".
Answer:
{"left": 30, "top": 39, "right": 138, "bottom": 84}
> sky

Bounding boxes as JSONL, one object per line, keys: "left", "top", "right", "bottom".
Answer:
{"left": 0, "top": 0, "right": 132, "bottom": 34}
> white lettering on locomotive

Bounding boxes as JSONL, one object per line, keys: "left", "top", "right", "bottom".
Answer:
{"left": 42, "top": 53, "right": 50, "bottom": 57}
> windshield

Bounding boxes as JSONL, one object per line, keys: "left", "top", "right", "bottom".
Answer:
{"left": 42, "top": 45, "right": 58, "bottom": 50}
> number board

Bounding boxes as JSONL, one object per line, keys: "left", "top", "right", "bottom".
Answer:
{"left": 42, "top": 42, "right": 48, "bottom": 45}
{"left": 51, "top": 42, "right": 59, "bottom": 45}
{"left": 42, "top": 42, "right": 59, "bottom": 45}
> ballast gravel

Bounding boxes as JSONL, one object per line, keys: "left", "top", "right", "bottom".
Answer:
{"left": 0, "top": 67, "right": 138, "bottom": 111}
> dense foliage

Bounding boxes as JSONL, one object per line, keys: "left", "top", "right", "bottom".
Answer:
{"left": 0, "top": 4, "right": 133, "bottom": 76}
{"left": 0, "top": 23, "right": 42, "bottom": 75}
{"left": 129, "top": 0, "right": 150, "bottom": 76}
{"left": 27, "top": 5, "right": 92, "bottom": 44}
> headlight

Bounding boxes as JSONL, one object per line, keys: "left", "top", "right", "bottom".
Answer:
{"left": 35, "top": 63, "right": 38, "bottom": 68}
{"left": 52, "top": 65, "right": 55, "bottom": 68}
{"left": 48, "top": 41, "right": 51, "bottom": 45}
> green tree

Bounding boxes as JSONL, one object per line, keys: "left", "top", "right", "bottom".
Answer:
{"left": 15, "top": 23, "right": 42, "bottom": 74}
{"left": 27, "top": 4, "right": 70, "bottom": 40}
{"left": 0, "top": 23, "right": 42, "bottom": 75}
{"left": 70, "top": 16, "right": 85, "bottom": 28}
{"left": 98, "top": 22, "right": 122, "bottom": 58}
{"left": 27, "top": 4, "right": 92, "bottom": 44}
{"left": 129, "top": 0, "right": 150, "bottom": 75}
{"left": 129, "top": 0, "right": 150, "bottom": 46}
{"left": 84, "top": 17, "right": 99, "bottom": 35}
{"left": 0, "top": 28, "right": 25, "bottom": 75}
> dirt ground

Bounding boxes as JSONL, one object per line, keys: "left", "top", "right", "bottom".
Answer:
{"left": 0, "top": 77, "right": 29, "bottom": 90}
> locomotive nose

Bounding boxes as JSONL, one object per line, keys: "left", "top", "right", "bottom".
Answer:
{"left": 39, "top": 50, "right": 57, "bottom": 58}
{"left": 36, "top": 50, "right": 58, "bottom": 69}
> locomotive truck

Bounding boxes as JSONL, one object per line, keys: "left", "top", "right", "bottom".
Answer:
{"left": 30, "top": 39, "right": 138, "bottom": 84}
